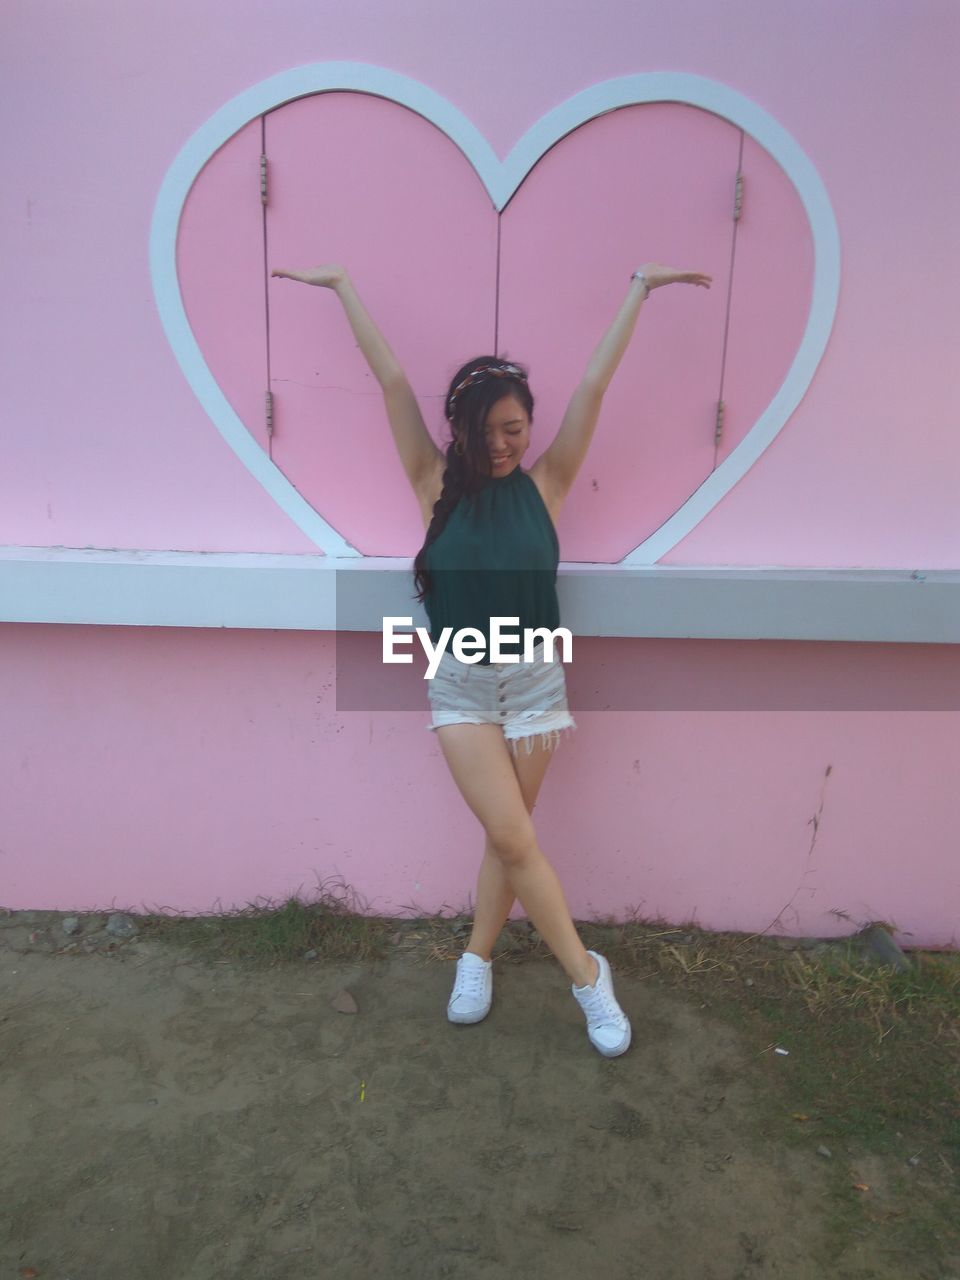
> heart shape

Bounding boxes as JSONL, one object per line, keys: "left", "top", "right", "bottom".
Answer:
{"left": 151, "top": 63, "right": 839, "bottom": 563}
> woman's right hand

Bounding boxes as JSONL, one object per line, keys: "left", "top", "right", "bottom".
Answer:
{"left": 270, "top": 263, "right": 346, "bottom": 290}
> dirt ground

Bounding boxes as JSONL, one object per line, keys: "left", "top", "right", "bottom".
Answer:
{"left": 1, "top": 914, "right": 957, "bottom": 1280}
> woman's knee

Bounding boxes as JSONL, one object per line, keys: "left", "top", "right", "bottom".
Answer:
{"left": 486, "top": 813, "right": 537, "bottom": 865}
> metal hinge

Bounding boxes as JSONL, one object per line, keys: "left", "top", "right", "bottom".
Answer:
{"left": 715, "top": 399, "right": 725, "bottom": 444}
{"left": 260, "top": 154, "right": 268, "bottom": 206}
{"left": 733, "top": 172, "right": 743, "bottom": 221}
{"left": 265, "top": 389, "right": 274, "bottom": 436}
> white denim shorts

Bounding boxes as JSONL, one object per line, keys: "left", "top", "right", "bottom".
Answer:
{"left": 426, "top": 639, "right": 577, "bottom": 756}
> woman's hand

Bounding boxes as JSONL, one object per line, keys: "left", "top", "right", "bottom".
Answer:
{"left": 270, "top": 263, "right": 346, "bottom": 290}
{"left": 637, "top": 263, "right": 713, "bottom": 292}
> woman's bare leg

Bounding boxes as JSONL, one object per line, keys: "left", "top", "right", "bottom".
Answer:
{"left": 465, "top": 736, "right": 556, "bottom": 962}
{"left": 464, "top": 838, "right": 514, "bottom": 962}
{"left": 437, "top": 724, "right": 598, "bottom": 989}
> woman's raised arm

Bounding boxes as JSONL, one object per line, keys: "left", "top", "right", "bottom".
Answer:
{"left": 533, "top": 263, "right": 712, "bottom": 501}
{"left": 271, "top": 263, "right": 443, "bottom": 492}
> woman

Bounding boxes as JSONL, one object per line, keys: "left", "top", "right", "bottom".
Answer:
{"left": 271, "top": 260, "right": 712, "bottom": 1056}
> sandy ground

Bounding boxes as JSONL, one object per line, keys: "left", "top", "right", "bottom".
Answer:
{"left": 1, "top": 914, "right": 956, "bottom": 1280}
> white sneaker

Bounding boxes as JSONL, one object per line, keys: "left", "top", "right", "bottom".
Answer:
{"left": 571, "top": 951, "right": 632, "bottom": 1057}
{"left": 447, "top": 950, "right": 493, "bottom": 1024}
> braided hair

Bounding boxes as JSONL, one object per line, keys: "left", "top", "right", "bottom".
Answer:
{"left": 412, "top": 356, "right": 534, "bottom": 602}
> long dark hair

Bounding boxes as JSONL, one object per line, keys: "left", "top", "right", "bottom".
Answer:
{"left": 412, "top": 356, "right": 535, "bottom": 602}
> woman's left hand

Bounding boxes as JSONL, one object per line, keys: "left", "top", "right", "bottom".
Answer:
{"left": 638, "top": 263, "right": 713, "bottom": 292}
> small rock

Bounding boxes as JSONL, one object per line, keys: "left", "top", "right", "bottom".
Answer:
{"left": 855, "top": 923, "right": 912, "bottom": 973}
{"left": 908, "top": 1155, "right": 921, "bottom": 1167}
{"left": 303, "top": 949, "right": 318, "bottom": 961}
{"left": 330, "top": 989, "right": 358, "bottom": 1014}
{"left": 817, "top": 1145, "right": 832, "bottom": 1159}
{"left": 62, "top": 917, "right": 81, "bottom": 936}
{"left": 106, "top": 913, "right": 138, "bottom": 939}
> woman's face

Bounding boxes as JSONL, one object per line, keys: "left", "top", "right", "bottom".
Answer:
{"left": 480, "top": 394, "right": 530, "bottom": 476}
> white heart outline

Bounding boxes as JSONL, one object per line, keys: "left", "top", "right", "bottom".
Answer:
{"left": 150, "top": 62, "right": 840, "bottom": 564}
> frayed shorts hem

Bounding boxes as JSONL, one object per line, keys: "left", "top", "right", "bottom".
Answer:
{"left": 427, "top": 717, "right": 577, "bottom": 756}
{"left": 506, "top": 720, "right": 577, "bottom": 756}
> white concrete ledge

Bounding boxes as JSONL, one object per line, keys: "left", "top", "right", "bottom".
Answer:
{"left": 1, "top": 547, "right": 958, "bottom": 643}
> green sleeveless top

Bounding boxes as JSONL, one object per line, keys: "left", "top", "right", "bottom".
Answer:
{"left": 423, "top": 465, "right": 560, "bottom": 665}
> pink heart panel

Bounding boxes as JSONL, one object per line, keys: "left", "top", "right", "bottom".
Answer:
{"left": 178, "top": 92, "right": 812, "bottom": 560}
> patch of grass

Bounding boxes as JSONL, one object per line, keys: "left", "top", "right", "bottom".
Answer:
{"left": 138, "top": 876, "right": 397, "bottom": 967}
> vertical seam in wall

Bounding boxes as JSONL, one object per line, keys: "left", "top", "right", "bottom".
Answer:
{"left": 494, "top": 209, "right": 502, "bottom": 358}
{"left": 261, "top": 114, "right": 273, "bottom": 462}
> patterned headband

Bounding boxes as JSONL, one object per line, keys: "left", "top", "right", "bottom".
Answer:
{"left": 445, "top": 362, "right": 527, "bottom": 420}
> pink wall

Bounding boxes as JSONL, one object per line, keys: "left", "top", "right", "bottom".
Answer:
{"left": 2, "top": 0, "right": 958, "bottom": 946}
{"left": 4, "top": 625, "right": 959, "bottom": 947}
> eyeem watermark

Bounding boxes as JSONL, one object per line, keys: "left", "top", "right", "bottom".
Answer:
{"left": 383, "top": 616, "right": 573, "bottom": 678}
